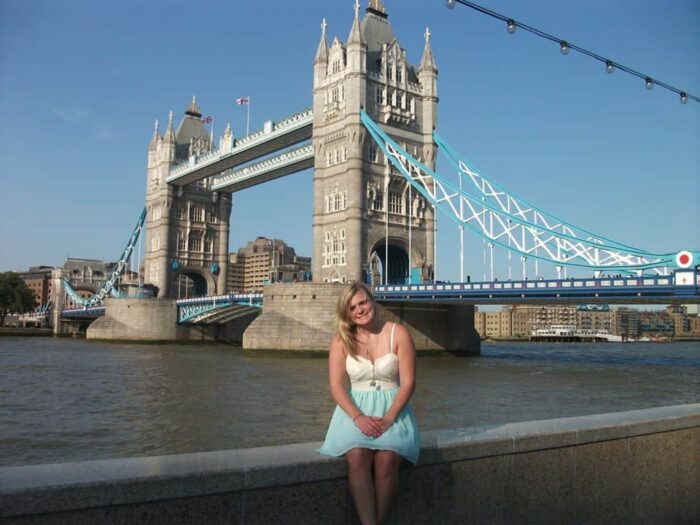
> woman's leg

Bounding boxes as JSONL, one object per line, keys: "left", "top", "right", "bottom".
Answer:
{"left": 373, "top": 450, "right": 402, "bottom": 524}
{"left": 346, "top": 448, "right": 377, "bottom": 525}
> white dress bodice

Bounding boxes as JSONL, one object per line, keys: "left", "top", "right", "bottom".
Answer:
{"left": 346, "top": 323, "right": 398, "bottom": 391}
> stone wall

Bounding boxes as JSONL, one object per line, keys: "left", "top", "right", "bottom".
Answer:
{"left": 243, "top": 283, "right": 342, "bottom": 351}
{"left": 1, "top": 404, "right": 697, "bottom": 524}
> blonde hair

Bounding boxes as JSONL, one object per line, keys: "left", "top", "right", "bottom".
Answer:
{"left": 335, "top": 281, "right": 376, "bottom": 358}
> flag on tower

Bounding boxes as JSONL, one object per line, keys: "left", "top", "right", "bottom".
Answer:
{"left": 236, "top": 97, "right": 250, "bottom": 105}
{"left": 201, "top": 115, "right": 212, "bottom": 124}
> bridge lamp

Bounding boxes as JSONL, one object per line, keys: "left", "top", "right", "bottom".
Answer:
{"left": 645, "top": 77, "right": 654, "bottom": 90}
{"left": 605, "top": 60, "right": 614, "bottom": 74}
{"left": 507, "top": 19, "right": 517, "bottom": 34}
{"left": 559, "top": 41, "right": 570, "bottom": 55}
{"left": 445, "top": 0, "right": 456, "bottom": 9}
{"left": 680, "top": 92, "right": 688, "bottom": 104}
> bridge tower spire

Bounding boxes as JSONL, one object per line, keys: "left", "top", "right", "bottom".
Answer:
{"left": 312, "top": 1, "right": 437, "bottom": 285}
{"left": 143, "top": 99, "right": 231, "bottom": 299}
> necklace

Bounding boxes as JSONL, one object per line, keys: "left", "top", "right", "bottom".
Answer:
{"left": 359, "top": 330, "right": 381, "bottom": 390}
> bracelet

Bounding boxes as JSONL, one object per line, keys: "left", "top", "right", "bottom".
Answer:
{"left": 352, "top": 414, "right": 362, "bottom": 422}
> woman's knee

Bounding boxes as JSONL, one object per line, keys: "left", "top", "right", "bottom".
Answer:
{"left": 346, "top": 448, "right": 374, "bottom": 473}
{"left": 374, "top": 451, "right": 401, "bottom": 479}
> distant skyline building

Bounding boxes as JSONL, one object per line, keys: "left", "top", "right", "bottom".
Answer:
{"left": 227, "top": 237, "right": 311, "bottom": 294}
{"left": 16, "top": 266, "right": 54, "bottom": 308}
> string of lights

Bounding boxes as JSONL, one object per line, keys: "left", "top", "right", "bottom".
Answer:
{"left": 445, "top": 0, "right": 698, "bottom": 104}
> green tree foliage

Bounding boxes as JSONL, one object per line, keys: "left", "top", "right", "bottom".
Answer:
{"left": 0, "top": 272, "right": 37, "bottom": 326}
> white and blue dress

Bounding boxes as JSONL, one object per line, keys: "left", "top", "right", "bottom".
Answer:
{"left": 318, "top": 323, "right": 420, "bottom": 464}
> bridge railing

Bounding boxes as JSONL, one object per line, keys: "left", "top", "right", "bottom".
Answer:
{"left": 176, "top": 293, "right": 262, "bottom": 323}
{"left": 374, "top": 270, "right": 699, "bottom": 302}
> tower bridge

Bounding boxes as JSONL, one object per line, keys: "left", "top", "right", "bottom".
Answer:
{"left": 50, "top": 0, "right": 698, "bottom": 352}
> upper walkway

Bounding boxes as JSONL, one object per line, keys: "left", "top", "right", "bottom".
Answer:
{"left": 210, "top": 144, "right": 313, "bottom": 193}
{"left": 166, "top": 109, "right": 312, "bottom": 187}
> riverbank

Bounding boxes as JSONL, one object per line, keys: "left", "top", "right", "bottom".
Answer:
{"left": 1, "top": 404, "right": 697, "bottom": 524}
{"left": 0, "top": 328, "right": 52, "bottom": 337}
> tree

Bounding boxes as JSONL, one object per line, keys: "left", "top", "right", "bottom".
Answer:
{"left": 0, "top": 272, "right": 37, "bottom": 326}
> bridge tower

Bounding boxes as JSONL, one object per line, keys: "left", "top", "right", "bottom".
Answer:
{"left": 312, "top": 0, "right": 438, "bottom": 285}
{"left": 143, "top": 98, "right": 231, "bottom": 298}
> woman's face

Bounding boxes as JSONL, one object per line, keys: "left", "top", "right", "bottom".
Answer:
{"left": 348, "top": 289, "right": 374, "bottom": 328}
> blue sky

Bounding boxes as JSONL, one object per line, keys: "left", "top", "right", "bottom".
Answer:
{"left": 1, "top": 0, "right": 698, "bottom": 282}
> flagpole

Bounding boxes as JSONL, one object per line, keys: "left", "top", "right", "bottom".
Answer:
{"left": 246, "top": 98, "right": 250, "bottom": 136}
{"left": 210, "top": 117, "right": 214, "bottom": 151}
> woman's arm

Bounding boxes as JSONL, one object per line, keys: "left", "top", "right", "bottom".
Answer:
{"left": 328, "top": 334, "right": 382, "bottom": 438}
{"left": 378, "top": 324, "right": 416, "bottom": 432}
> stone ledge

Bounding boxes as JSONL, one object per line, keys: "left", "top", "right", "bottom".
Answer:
{"left": 1, "top": 404, "right": 698, "bottom": 520}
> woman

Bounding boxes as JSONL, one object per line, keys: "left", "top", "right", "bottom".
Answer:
{"left": 318, "top": 282, "right": 420, "bottom": 525}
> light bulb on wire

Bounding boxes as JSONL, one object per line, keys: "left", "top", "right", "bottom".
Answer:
{"left": 444, "top": 0, "right": 696, "bottom": 105}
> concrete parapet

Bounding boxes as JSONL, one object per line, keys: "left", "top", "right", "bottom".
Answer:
{"left": 1, "top": 404, "right": 698, "bottom": 524}
{"left": 243, "top": 283, "right": 481, "bottom": 353}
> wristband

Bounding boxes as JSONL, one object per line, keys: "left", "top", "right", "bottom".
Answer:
{"left": 353, "top": 414, "right": 362, "bottom": 422}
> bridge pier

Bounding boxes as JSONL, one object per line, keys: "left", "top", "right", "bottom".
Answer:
{"left": 86, "top": 298, "right": 254, "bottom": 343}
{"left": 243, "top": 283, "right": 480, "bottom": 354}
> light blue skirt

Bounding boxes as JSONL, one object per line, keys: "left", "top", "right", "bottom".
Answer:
{"left": 317, "top": 387, "right": 420, "bottom": 465}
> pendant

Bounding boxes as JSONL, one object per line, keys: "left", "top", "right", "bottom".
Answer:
{"left": 375, "top": 385, "right": 381, "bottom": 391}
{"left": 369, "top": 380, "right": 376, "bottom": 386}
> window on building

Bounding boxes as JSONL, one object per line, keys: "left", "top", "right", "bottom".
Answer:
{"left": 178, "top": 233, "right": 186, "bottom": 251}
{"left": 389, "top": 192, "right": 402, "bottom": 214}
{"left": 190, "top": 206, "right": 203, "bottom": 222}
{"left": 151, "top": 234, "right": 160, "bottom": 252}
{"left": 189, "top": 232, "right": 202, "bottom": 252}
{"left": 203, "top": 233, "right": 212, "bottom": 254}
{"left": 397, "top": 67, "right": 403, "bottom": 84}
{"left": 175, "top": 208, "right": 183, "bottom": 220}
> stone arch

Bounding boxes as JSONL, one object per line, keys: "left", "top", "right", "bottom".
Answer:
{"left": 368, "top": 237, "right": 409, "bottom": 285}
{"left": 369, "top": 235, "right": 427, "bottom": 285}
{"left": 172, "top": 269, "right": 215, "bottom": 299}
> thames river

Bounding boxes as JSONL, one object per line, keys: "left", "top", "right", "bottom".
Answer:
{"left": 1, "top": 337, "right": 698, "bottom": 468}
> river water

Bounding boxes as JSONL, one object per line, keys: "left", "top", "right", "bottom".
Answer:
{"left": 0, "top": 337, "right": 698, "bottom": 467}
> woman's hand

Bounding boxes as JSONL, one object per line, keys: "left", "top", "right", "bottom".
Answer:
{"left": 353, "top": 415, "right": 383, "bottom": 438}
{"left": 376, "top": 416, "right": 395, "bottom": 435}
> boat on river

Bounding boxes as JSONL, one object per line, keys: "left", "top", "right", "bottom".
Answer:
{"left": 530, "top": 325, "right": 623, "bottom": 343}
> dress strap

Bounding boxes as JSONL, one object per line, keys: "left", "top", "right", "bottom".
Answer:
{"left": 390, "top": 322, "right": 397, "bottom": 354}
